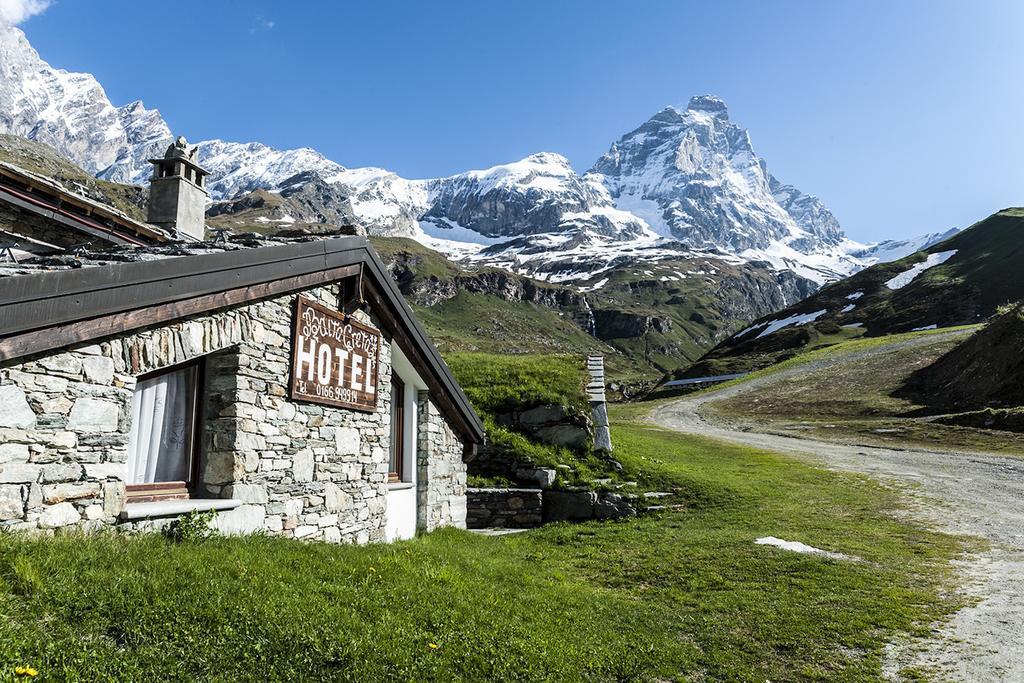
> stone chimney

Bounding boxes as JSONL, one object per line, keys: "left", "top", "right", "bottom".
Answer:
{"left": 147, "top": 136, "right": 209, "bottom": 241}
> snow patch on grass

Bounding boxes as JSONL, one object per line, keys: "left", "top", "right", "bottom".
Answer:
{"left": 885, "top": 250, "right": 958, "bottom": 290}
{"left": 752, "top": 309, "right": 828, "bottom": 339}
{"left": 756, "top": 537, "right": 855, "bottom": 561}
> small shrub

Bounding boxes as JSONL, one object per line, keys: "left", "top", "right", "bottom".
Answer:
{"left": 164, "top": 509, "right": 218, "bottom": 543}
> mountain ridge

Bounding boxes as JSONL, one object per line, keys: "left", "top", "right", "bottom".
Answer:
{"left": 0, "top": 22, "right": 940, "bottom": 290}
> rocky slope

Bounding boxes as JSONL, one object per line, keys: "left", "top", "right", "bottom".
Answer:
{"left": 0, "top": 24, "right": 169, "bottom": 180}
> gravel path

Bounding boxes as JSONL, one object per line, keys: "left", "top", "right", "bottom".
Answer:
{"left": 650, "top": 332, "right": 1024, "bottom": 682}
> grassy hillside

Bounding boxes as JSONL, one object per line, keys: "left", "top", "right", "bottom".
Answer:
{"left": 896, "top": 303, "right": 1024, "bottom": 430}
{"left": 0, "top": 134, "right": 147, "bottom": 221}
{"left": 0, "top": 413, "right": 965, "bottom": 681}
{"left": 677, "top": 208, "right": 1024, "bottom": 380}
{"left": 373, "top": 237, "right": 813, "bottom": 384}
{"left": 900, "top": 303, "right": 1024, "bottom": 410}
{"left": 706, "top": 327, "right": 1024, "bottom": 453}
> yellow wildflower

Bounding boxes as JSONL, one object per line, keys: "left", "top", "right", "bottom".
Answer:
{"left": 428, "top": 643, "right": 438, "bottom": 649}
{"left": 14, "top": 666, "right": 38, "bottom": 677}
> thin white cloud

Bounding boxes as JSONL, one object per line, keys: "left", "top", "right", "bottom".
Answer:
{"left": 250, "top": 15, "right": 274, "bottom": 34}
{"left": 0, "top": 0, "right": 51, "bottom": 26}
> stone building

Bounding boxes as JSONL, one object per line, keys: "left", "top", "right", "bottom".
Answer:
{"left": 0, "top": 137, "right": 484, "bottom": 543}
{"left": 0, "top": 236, "right": 484, "bottom": 541}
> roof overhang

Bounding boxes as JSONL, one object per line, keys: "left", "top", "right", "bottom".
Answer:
{"left": 0, "top": 237, "right": 484, "bottom": 455}
{"left": 0, "top": 162, "right": 171, "bottom": 245}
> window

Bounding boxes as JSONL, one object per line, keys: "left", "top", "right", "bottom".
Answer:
{"left": 125, "top": 361, "right": 202, "bottom": 501}
{"left": 389, "top": 375, "right": 405, "bottom": 483}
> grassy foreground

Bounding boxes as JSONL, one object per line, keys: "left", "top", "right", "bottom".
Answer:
{"left": 0, "top": 412, "right": 965, "bottom": 681}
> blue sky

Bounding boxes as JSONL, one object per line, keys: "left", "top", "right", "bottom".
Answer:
{"left": 17, "top": 0, "right": 1024, "bottom": 243}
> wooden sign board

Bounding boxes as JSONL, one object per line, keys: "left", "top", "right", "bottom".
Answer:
{"left": 290, "top": 296, "right": 380, "bottom": 411}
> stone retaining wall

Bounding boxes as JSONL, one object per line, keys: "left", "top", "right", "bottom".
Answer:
{"left": 466, "top": 487, "right": 543, "bottom": 529}
{"left": 0, "top": 282, "right": 468, "bottom": 542}
{"left": 466, "top": 486, "right": 636, "bottom": 529}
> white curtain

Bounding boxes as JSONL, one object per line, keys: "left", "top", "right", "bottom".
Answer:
{"left": 126, "top": 367, "right": 193, "bottom": 484}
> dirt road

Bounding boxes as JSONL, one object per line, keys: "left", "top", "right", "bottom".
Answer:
{"left": 650, "top": 339, "right": 1024, "bottom": 681}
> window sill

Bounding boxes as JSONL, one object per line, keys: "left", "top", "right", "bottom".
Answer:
{"left": 388, "top": 481, "right": 415, "bottom": 491}
{"left": 120, "top": 498, "right": 242, "bottom": 521}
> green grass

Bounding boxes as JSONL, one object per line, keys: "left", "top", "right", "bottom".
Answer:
{"left": 446, "top": 353, "right": 620, "bottom": 484}
{"left": 0, "top": 411, "right": 966, "bottom": 681}
{"left": 446, "top": 352, "right": 588, "bottom": 417}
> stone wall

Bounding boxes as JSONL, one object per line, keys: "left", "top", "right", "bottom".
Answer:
{"left": 466, "top": 487, "right": 543, "bottom": 529}
{"left": 416, "top": 391, "right": 467, "bottom": 531}
{"left": 0, "top": 282, "right": 468, "bottom": 542}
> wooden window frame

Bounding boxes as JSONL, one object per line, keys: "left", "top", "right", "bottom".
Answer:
{"left": 125, "top": 358, "right": 205, "bottom": 502}
{"left": 389, "top": 374, "right": 405, "bottom": 483}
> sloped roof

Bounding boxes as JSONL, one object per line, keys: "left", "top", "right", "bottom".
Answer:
{"left": 0, "top": 235, "right": 485, "bottom": 454}
{"left": 0, "top": 161, "right": 171, "bottom": 246}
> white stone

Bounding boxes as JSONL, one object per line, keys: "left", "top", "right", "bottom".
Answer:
{"left": 40, "top": 463, "right": 82, "bottom": 483}
{"left": 39, "top": 355, "right": 82, "bottom": 376}
{"left": 46, "top": 432, "right": 77, "bottom": 449}
{"left": 212, "top": 504, "right": 266, "bottom": 535}
{"left": 38, "top": 502, "right": 81, "bottom": 528}
{"left": 293, "top": 524, "right": 318, "bottom": 539}
{"left": 0, "top": 485, "right": 24, "bottom": 520}
{"left": 223, "top": 483, "right": 268, "bottom": 504}
{"left": 284, "top": 499, "right": 303, "bottom": 517}
{"left": 231, "top": 432, "right": 266, "bottom": 451}
{"left": 293, "top": 449, "right": 314, "bottom": 482}
{"left": 323, "top": 526, "right": 341, "bottom": 543}
{"left": 67, "top": 397, "right": 120, "bottom": 432}
{"left": 0, "top": 385, "right": 36, "bottom": 429}
{"left": 333, "top": 427, "right": 360, "bottom": 454}
{"left": 32, "top": 375, "right": 69, "bottom": 392}
{"left": 0, "top": 463, "right": 41, "bottom": 483}
{"left": 84, "top": 504, "right": 104, "bottom": 520}
{"left": 102, "top": 481, "right": 126, "bottom": 516}
{"left": 81, "top": 356, "right": 115, "bottom": 385}
{"left": 39, "top": 396, "right": 74, "bottom": 415}
{"left": 323, "top": 482, "right": 353, "bottom": 513}
{"left": 0, "top": 443, "right": 29, "bottom": 463}
{"left": 84, "top": 463, "right": 127, "bottom": 480}
{"left": 42, "top": 482, "right": 100, "bottom": 504}
{"left": 276, "top": 402, "right": 296, "bottom": 421}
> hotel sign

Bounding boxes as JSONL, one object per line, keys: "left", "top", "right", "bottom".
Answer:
{"left": 290, "top": 296, "right": 380, "bottom": 411}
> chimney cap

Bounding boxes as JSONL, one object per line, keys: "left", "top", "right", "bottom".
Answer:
{"left": 148, "top": 135, "right": 208, "bottom": 177}
{"left": 164, "top": 136, "right": 200, "bottom": 162}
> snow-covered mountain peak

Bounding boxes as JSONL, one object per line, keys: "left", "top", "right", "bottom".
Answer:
{"left": 686, "top": 94, "right": 729, "bottom": 119}
{"left": 583, "top": 94, "right": 867, "bottom": 281}
{"left": 0, "top": 26, "right": 926, "bottom": 290}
